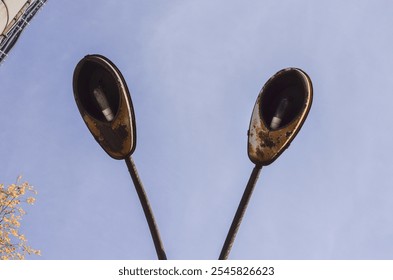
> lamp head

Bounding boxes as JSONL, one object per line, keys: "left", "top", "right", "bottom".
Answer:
{"left": 73, "top": 54, "right": 136, "bottom": 160}
{"left": 248, "top": 68, "right": 313, "bottom": 165}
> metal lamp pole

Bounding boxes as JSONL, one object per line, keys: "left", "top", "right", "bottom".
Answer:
{"left": 73, "top": 54, "right": 167, "bottom": 260}
{"left": 219, "top": 68, "right": 313, "bottom": 259}
{"left": 219, "top": 164, "right": 262, "bottom": 260}
{"left": 125, "top": 157, "right": 167, "bottom": 260}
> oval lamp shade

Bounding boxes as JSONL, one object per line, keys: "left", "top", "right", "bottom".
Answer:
{"left": 248, "top": 68, "right": 313, "bottom": 166}
{"left": 73, "top": 54, "right": 137, "bottom": 160}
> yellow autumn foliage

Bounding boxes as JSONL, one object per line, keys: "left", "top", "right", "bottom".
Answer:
{"left": 0, "top": 179, "right": 40, "bottom": 260}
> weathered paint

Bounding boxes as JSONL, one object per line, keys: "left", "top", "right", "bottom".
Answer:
{"left": 73, "top": 55, "right": 136, "bottom": 160}
{"left": 247, "top": 68, "right": 313, "bottom": 165}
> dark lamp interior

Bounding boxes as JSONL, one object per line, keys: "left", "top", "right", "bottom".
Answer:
{"left": 260, "top": 71, "right": 306, "bottom": 129}
{"left": 75, "top": 60, "right": 120, "bottom": 122}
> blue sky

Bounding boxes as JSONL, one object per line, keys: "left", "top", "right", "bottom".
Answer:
{"left": 1, "top": 0, "right": 393, "bottom": 259}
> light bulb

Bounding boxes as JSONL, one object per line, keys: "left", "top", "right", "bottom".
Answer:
{"left": 270, "top": 98, "right": 289, "bottom": 130}
{"left": 93, "top": 86, "right": 114, "bottom": 121}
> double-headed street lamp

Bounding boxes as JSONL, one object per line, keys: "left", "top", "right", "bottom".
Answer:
{"left": 72, "top": 55, "right": 312, "bottom": 260}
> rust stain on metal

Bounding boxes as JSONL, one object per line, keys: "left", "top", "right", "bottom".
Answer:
{"left": 258, "top": 131, "right": 275, "bottom": 148}
{"left": 247, "top": 68, "right": 313, "bottom": 166}
{"left": 256, "top": 148, "right": 264, "bottom": 159}
{"left": 82, "top": 105, "right": 133, "bottom": 159}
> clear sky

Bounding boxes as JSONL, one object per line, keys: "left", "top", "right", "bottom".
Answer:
{"left": 1, "top": 0, "right": 393, "bottom": 260}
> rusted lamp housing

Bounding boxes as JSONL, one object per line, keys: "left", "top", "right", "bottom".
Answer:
{"left": 220, "top": 68, "right": 313, "bottom": 260}
{"left": 72, "top": 54, "right": 167, "bottom": 260}
{"left": 248, "top": 68, "right": 313, "bottom": 166}
{"left": 73, "top": 54, "right": 136, "bottom": 160}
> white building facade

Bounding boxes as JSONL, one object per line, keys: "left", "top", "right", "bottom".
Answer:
{"left": 0, "top": 0, "right": 47, "bottom": 63}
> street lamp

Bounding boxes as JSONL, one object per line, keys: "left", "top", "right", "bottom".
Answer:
{"left": 72, "top": 54, "right": 167, "bottom": 260}
{"left": 219, "top": 68, "right": 313, "bottom": 259}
